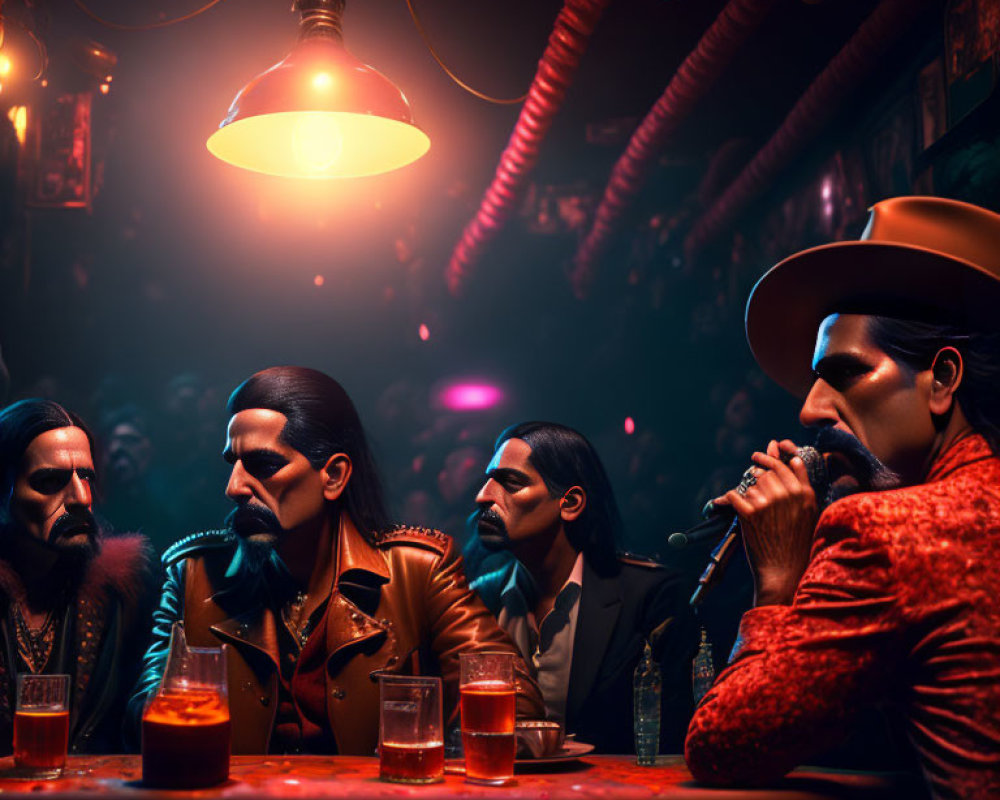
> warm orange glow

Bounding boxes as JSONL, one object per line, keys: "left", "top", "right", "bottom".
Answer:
{"left": 40, "top": 79, "right": 48, "bottom": 88}
{"left": 7, "top": 106, "right": 27, "bottom": 146}
{"left": 99, "top": 83, "right": 110, "bottom": 95}
{"left": 314, "top": 274, "right": 325, "bottom": 286}
{"left": 208, "top": 23, "right": 428, "bottom": 179}
{"left": 208, "top": 111, "right": 429, "bottom": 179}
{"left": 105, "top": 74, "right": 113, "bottom": 82}
{"left": 0, "top": 55, "right": 11, "bottom": 78}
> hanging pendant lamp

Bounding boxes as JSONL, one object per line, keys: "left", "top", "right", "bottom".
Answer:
{"left": 207, "top": 0, "right": 430, "bottom": 179}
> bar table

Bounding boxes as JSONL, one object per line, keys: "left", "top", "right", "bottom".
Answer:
{"left": 0, "top": 755, "right": 920, "bottom": 799}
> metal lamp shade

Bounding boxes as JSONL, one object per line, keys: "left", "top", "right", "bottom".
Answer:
{"left": 207, "top": 37, "right": 430, "bottom": 179}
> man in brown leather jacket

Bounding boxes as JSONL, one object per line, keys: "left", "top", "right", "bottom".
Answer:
{"left": 128, "top": 367, "right": 542, "bottom": 755}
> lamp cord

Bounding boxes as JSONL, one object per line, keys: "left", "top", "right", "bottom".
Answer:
{"left": 405, "top": 0, "right": 527, "bottom": 105}
{"left": 71, "top": 0, "right": 228, "bottom": 31}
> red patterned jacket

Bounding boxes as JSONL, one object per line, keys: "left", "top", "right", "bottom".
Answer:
{"left": 685, "top": 433, "right": 1000, "bottom": 800}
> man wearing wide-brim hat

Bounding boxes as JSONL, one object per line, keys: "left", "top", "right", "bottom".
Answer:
{"left": 684, "top": 197, "right": 1000, "bottom": 800}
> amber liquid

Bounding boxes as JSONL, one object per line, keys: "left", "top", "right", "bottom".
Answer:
{"left": 379, "top": 741, "right": 445, "bottom": 783}
{"left": 461, "top": 681, "right": 516, "bottom": 784}
{"left": 13, "top": 710, "right": 69, "bottom": 771}
{"left": 141, "top": 690, "right": 230, "bottom": 789}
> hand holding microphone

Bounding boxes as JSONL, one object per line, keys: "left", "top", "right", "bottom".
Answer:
{"left": 682, "top": 439, "right": 829, "bottom": 607}
{"left": 717, "top": 440, "right": 824, "bottom": 607}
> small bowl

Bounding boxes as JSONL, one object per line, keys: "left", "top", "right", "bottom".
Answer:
{"left": 515, "top": 720, "right": 564, "bottom": 758}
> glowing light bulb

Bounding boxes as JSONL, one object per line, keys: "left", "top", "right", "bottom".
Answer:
{"left": 311, "top": 72, "right": 333, "bottom": 90}
{"left": 0, "top": 55, "right": 12, "bottom": 78}
{"left": 291, "top": 113, "right": 344, "bottom": 173}
{"left": 99, "top": 83, "right": 110, "bottom": 95}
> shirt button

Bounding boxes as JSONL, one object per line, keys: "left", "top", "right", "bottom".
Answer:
{"left": 260, "top": 696, "right": 270, "bottom": 706}
{"left": 332, "top": 687, "right": 346, "bottom": 699}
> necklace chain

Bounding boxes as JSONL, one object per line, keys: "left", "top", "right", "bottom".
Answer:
{"left": 13, "top": 603, "right": 57, "bottom": 673}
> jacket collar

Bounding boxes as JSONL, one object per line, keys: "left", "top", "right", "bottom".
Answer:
{"left": 335, "top": 514, "right": 390, "bottom": 584}
{"left": 926, "top": 432, "right": 995, "bottom": 484}
{"left": 211, "top": 514, "right": 390, "bottom": 669}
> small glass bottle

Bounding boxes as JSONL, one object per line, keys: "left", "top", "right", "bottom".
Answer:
{"left": 633, "top": 640, "right": 661, "bottom": 766}
{"left": 692, "top": 627, "right": 716, "bottom": 705}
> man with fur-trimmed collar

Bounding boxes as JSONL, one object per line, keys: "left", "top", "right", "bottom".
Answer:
{"left": 0, "top": 398, "right": 155, "bottom": 754}
{"left": 129, "top": 367, "right": 543, "bottom": 755}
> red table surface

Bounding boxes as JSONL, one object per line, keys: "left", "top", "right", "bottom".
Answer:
{"left": 0, "top": 755, "right": 917, "bottom": 799}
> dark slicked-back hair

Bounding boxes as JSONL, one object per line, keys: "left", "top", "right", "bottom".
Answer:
{"left": 496, "top": 421, "right": 621, "bottom": 575}
{"left": 867, "top": 316, "right": 1000, "bottom": 456}
{"left": 0, "top": 398, "right": 94, "bottom": 514}
{"left": 227, "top": 367, "right": 391, "bottom": 538}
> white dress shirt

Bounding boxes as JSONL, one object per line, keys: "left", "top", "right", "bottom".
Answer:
{"left": 496, "top": 553, "right": 585, "bottom": 724}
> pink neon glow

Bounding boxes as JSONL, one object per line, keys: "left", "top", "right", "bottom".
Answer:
{"left": 439, "top": 382, "right": 504, "bottom": 411}
{"left": 418, "top": 323, "right": 430, "bottom": 341}
{"left": 624, "top": 416, "right": 635, "bottom": 435}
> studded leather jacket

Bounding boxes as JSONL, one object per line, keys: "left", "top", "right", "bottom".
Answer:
{"left": 128, "top": 516, "right": 543, "bottom": 755}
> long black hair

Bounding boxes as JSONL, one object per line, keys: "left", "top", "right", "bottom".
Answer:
{"left": 867, "top": 316, "right": 1000, "bottom": 455}
{"left": 496, "top": 421, "right": 621, "bottom": 575}
{"left": 0, "top": 398, "right": 94, "bottom": 514}
{"left": 228, "top": 367, "right": 392, "bottom": 538}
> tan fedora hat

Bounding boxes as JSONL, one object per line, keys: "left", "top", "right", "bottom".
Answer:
{"left": 745, "top": 196, "right": 1000, "bottom": 397}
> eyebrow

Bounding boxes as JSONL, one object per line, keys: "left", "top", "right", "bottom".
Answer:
{"left": 486, "top": 467, "right": 532, "bottom": 484}
{"left": 812, "top": 352, "right": 871, "bottom": 376}
{"left": 222, "top": 447, "right": 286, "bottom": 464}
{"left": 29, "top": 466, "right": 96, "bottom": 478}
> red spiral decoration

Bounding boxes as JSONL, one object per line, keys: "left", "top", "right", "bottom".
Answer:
{"left": 570, "top": 0, "right": 777, "bottom": 299}
{"left": 445, "top": 0, "right": 610, "bottom": 296}
{"left": 683, "top": 0, "right": 934, "bottom": 261}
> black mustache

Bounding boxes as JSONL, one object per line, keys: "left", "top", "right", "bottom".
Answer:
{"left": 476, "top": 508, "right": 506, "bottom": 534}
{"left": 49, "top": 509, "right": 97, "bottom": 542}
{"left": 226, "top": 504, "right": 282, "bottom": 537}
{"left": 812, "top": 427, "right": 900, "bottom": 491}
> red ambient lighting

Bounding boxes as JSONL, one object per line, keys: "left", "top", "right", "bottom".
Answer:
{"left": 439, "top": 383, "right": 504, "bottom": 412}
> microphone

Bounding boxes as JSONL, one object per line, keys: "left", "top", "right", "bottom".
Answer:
{"left": 668, "top": 446, "right": 828, "bottom": 549}
{"left": 669, "top": 446, "right": 829, "bottom": 607}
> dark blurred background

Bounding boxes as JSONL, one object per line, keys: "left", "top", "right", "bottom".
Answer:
{"left": 0, "top": 0, "right": 997, "bottom": 558}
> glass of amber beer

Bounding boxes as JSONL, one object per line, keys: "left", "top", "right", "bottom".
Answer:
{"left": 460, "top": 652, "right": 516, "bottom": 785}
{"left": 378, "top": 675, "right": 444, "bottom": 783}
{"left": 14, "top": 674, "right": 70, "bottom": 778}
{"left": 141, "top": 623, "right": 230, "bottom": 789}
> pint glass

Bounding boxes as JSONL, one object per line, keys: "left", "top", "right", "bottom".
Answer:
{"left": 378, "top": 675, "right": 444, "bottom": 783}
{"left": 460, "top": 652, "right": 516, "bottom": 785}
{"left": 14, "top": 674, "right": 70, "bottom": 778}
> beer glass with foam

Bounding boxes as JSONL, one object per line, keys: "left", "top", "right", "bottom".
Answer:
{"left": 460, "top": 652, "right": 516, "bottom": 785}
{"left": 14, "top": 673, "right": 69, "bottom": 778}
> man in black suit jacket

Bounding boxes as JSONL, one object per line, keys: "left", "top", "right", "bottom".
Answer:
{"left": 467, "top": 422, "right": 696, "bottom": 754}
